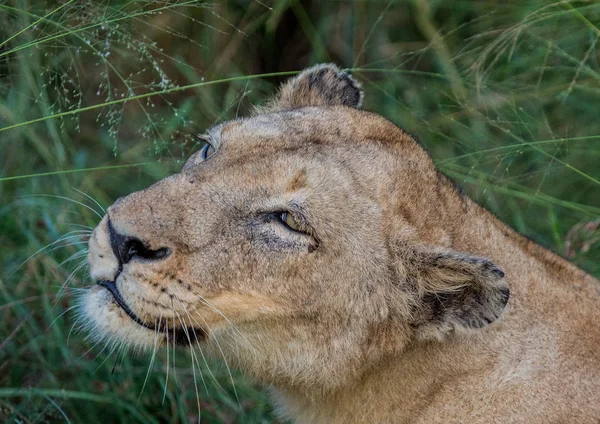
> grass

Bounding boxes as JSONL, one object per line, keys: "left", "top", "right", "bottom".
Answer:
{"left": 0, "top": 0, "right": 599, "bottom": 422}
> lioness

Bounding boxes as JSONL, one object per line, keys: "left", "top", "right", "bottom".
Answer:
{"left": 82, "top": 64, "right": 600, "bottom": 423}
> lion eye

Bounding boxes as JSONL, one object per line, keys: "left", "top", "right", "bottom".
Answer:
{"left": 280, "top": 212, "right": 302, "bottom": 232}
{"left": 201, "top": 143, "right": 216, "bottom": 160}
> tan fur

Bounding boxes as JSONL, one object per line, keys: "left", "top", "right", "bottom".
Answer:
{"left": 82, "top": 64, "right": 600, "bottom": 423}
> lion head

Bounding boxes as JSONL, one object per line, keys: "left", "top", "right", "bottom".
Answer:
{"left": 82, "top": 64, "right": 509, "bottom": 392}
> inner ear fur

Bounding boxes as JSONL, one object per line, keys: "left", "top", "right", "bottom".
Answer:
{"left": 398, "top": 246, "right": 510, "bottom": 340}
{"left": 268, "top": 63, "right": 363, "bottom": 111}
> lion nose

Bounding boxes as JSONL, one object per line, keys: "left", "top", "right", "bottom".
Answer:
{"left": 108, "top": 218, "right": 170, "bottom": 265}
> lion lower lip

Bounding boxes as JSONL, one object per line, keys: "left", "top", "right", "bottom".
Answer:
{"left": 97, "top": 280, "right": 206, "bottom": 345}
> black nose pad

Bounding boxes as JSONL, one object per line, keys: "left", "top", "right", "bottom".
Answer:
{"left": 108, "top": 218, "right": 170, "bottom": 264}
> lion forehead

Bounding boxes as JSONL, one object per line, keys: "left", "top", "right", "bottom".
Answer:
{"left": 216, "top": 107, "right": 405, "bottom": 150}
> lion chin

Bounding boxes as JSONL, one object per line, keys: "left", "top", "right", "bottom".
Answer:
{"left": 80, "top": 286, "right": 157, "bottom": 350}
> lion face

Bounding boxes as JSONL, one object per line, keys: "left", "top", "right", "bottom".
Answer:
{"left": 82, "top": 64, "right": 509, "bottom": 390}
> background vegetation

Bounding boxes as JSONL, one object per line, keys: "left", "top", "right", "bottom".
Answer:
{"left": 1, "top": 0, "right": 599, "bottom": 422}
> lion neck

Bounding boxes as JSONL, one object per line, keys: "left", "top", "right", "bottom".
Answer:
{"left": 271, "top": 334, "right": 499, "bottom": 423}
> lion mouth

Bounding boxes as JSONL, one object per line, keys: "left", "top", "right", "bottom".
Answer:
{"left": 97, "top": 280, "right": 206, "bottom": 346}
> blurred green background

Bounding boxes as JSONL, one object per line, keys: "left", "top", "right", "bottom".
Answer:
{"left": 1, "top": 0, "right": 599, "bottom": 422}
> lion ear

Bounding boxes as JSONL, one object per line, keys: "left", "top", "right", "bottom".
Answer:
{"left": 270, "top": 63, "right": 363, "bottom": 111}
{"left": 401, "top": 247, "right": 510, "bottom": 340}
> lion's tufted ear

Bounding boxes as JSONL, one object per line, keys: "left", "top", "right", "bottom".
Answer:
{"left": 270, "top": 63, "right": 363, "bottom": 111}
{"left": 397, "top": 247, "right": 510, "bottom": 340}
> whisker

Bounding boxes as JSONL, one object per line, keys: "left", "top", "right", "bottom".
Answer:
{"left": 179, "top": 307, "right": 226, "bottom": 392}
{"left": 139, "top": 313, "right": 162, "bottom": 402}
{"left": 92, "top": 337, "right": 118, "bottom": 368}
{"left": 118, "top": 342, "right": 128, "bottom": 368}
{"left": 111, "top": 344, "right": 122, "bottom": 374}
{"left": 186, "top": 309, "right": 241, "bottom": 406}
{"left": 175, "top": 312, "right": 202, "bottom": 424}
{"left": 46, "top": 304, "right": 79, "bottom": 331}
{"left": 187, "top": 299, "right": 256, "bottom": 362}
{"left": 8, "top": 230, "right": 92, "bottom": 278}
{"left": 67, "top": 316, "right": 83, "bottom": 348}
{"left": 190, "top": 293, "right": 248, "bottom": 347}
{"left": 176, "top": 311, "right": 209, "bottom": 391}
{"left": 0, "top": 295, "right": 42, "bottom": 313}
{"left": 51, "top": 240, "right": 90, "bottom": 252}
{"left": 52, "top": 233, "right": 92, "bottom": 245}
{"left": 162, "top": 319, "right": 170, "bottom": 404}
{"left": 66, "top": 286, "right": 94, "bottom": 293}
{"left": 57, "top": 249, "right": 89, "bottom": 268}
{"left": 0, "top": 313, "right": 31, "bottom": 352}
{"left": 55, "top": 259, "right": 89, "bottom": 304}
{"left": 20, "top": 194, "right": 104, "bottom": 219}
{"left": 96, "top": 338, "right": 122, "bottom": 372}
{"left": 72, "top": 187, "right": 106, "bottom": 214}
{"left": 111, "top": 341, "right": 128, "bottom": 375}
{"left": 76, "top": 332, "right": 108, "bottom": 362}
{"left": 67, "top": 223, "right": 95, "bottom": 231}
{"left": 171, "top": 300, "right": 178, "bottom": 386}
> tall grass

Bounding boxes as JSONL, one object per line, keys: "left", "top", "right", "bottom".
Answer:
{"left": 1, "top": 0, "right": 599, "bottom": 422}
